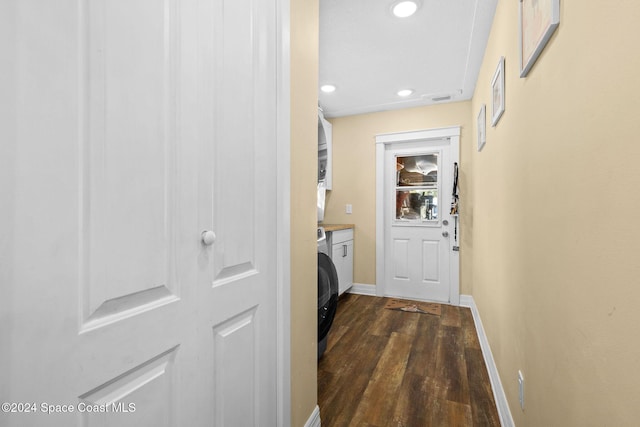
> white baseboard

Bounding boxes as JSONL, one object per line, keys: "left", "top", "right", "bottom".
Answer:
{"left": 460, "top": 295, "right": 514, "bottom": 427}
{"left": 304, "top": 405, "right": 321, "bottom": 427}
{"left": 347, "top": 283, "right": 376, "bottom": 296}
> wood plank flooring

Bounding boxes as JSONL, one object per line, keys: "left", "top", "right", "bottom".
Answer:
{"left": 318, "top": 294, "right": 500, "bottom": 427}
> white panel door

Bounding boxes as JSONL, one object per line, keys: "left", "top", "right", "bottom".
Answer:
{"left": 384, "top": 140, "right": 454, "bottom": 303}
{"left": 1, "top": 0, "right": 278, "bottom": 426}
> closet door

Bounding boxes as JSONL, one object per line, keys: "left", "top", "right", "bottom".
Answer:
{"left": 1, "top": 0, "right": 278, "bottom": 425}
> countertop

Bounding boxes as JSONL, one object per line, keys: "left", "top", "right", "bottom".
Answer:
{"left": 320, "top": 224, "right": 355, "bottom": 232}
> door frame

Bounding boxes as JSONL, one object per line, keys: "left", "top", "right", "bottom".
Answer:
{"left": 375, "top": 126, "right": 460, "bottom": 305}
{"left": 276, "top": 0, "right": 291, "bottom": 424}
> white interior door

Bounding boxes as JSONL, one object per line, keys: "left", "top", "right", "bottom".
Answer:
{"left": 381, "top": 135, "right": 459, "bottom": 304}
{"left": 1, "top": 1, "right": 279, "bottom": 426}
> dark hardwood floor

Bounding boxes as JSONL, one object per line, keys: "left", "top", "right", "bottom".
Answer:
{"left": 318, "top": 293, "right": 500, "bottom": 427}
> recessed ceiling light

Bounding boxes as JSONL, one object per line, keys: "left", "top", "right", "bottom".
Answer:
{"left": 397, "top": 89, "right": 414, "bottom": 97}
{"left": 320, "top": 84, "right": 336, "bottom": 93}
{"left": 392, "top": 1, "right": 418, "bottom": 18}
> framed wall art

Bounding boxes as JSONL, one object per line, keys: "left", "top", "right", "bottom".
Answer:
{"left": 477, "top": 104, "right": 486, "bottom": 151}
{"left": 519, "top": 0, "right": 560, "bottom": 77}
{"left": 491, "top": 57, "right": 505, "bottom": 127}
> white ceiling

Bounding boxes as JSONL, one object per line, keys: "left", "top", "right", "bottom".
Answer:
{"left": 319, "top": 0, "right": 498, "bottom": 118}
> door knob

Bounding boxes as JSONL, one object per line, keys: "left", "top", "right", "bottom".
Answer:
{"left": 443, "top": 220, "right": 449, "bottom": 226}
{"left": 442, "top": 231, "right": 449, "bottom": 237}
{"left": 201, "top": 230, "right": 216, "bottom": 246}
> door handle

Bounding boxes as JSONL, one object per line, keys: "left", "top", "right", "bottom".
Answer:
{"left": 442, "top": 231, "right": 449, "bottom": 238}
{"left": 201, "top": 230, "right": 217, "bottom": 246}
{"left": 343, "top": 244, "right": 347, "bottom": 257}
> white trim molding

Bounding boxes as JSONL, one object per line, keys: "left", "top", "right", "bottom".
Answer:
{"left": 460, "top": 295, "right": 514, "bottom": 427}
{"left": 276, "top": 0, "right": 291, "bottom": 423}
{"left": 304, "top": 405, "right": 322, "bottom": 427}
{"left": 376, "top": 126, "right": 461, "bottom": 144}
{"left": 347, "top": 283, "right": 377, "bottom": 296}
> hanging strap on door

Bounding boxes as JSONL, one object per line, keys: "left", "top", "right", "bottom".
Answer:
{"left": 450, "top": 162, "right": 459, "bottom": 215}
{"left": 450, "top": 162, "right": 460, "bottom": 251}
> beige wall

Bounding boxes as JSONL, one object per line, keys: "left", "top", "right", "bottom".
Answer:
{"left": 323, "top": 102, "right": 474, "bottom": 294}
{"left": 470, "top": 0, "right": 640, "bottom": 425}
{"left": 290, "top": 0, "right": 318, "bottom": 425}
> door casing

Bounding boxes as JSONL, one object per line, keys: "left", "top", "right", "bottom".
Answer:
{"left": 375, "top": 126, "right": 460, "bottom": 305}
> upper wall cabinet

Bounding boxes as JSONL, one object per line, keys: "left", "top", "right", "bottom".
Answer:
{"left": 318, "top": 108, "right": 333, "bottom": 190}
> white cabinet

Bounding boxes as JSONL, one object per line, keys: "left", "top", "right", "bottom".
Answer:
{"left": 329, "top": 228, "right": 353, "bottom": 295}
{"left": 318, "top": 108, "right": 333, "bottom": 190}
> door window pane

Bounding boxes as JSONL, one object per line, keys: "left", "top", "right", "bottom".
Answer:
{"left": 396, "top": 190, "right": 438, "bottom": 220}
{"left": 395, "top": 154, "right": 438, "bottom": 222}
{"left": 396, "top": 154, "right": 438, "bottom": 186}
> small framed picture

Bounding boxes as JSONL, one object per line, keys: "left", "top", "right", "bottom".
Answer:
{"left": 519, "top": 0, "right": 560, "bottom": 77}
{"left": 477, "top": 104, "right": 486, "bottom": 151}
{"left": 491, "top": 57, "right": 505, "bottom": 127}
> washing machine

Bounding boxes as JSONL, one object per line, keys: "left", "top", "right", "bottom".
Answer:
{"left": 317, "top": 226, "right": 339, "bottom": 359}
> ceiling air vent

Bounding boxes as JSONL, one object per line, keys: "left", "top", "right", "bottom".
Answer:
{"left": 432, "top": 95, "right": 451, "bottom": 102}
{"left": 422, "top": 90, "right": 461, "bottom": 103}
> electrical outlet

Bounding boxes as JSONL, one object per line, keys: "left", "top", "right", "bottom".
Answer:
{"left": 518, "top": 370, "right": 525, "bottom": 410}
{"left": 346, "top": 204, "right": 352, "bottom": 214}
